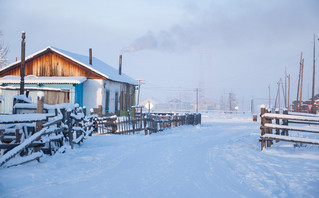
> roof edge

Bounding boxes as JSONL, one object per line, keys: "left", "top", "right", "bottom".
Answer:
{"left": 49, "top": 47, "right": 110, "bottom": 80}
{"left": 0, "top": 46, "right": 140, "bottom": 86}
{"left": 0, "top": 46, "right": 52, "bottom": 72}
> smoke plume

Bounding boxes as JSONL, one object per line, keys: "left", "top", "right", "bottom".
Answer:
{"left": 121, "top": 24, "right": 198, "bottom": 53}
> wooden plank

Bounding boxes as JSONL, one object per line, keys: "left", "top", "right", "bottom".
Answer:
{"left": 4, "top": 151, "right": 43, "bottom": 168}
{"left": 0, "top": 114, "right": 52, "bottom": 124}
{"left": 288, "top": 112, "right": 319, "bottom": 117}
{"left": 260, "top": 134, "right": 319, "bottom": 145}
{"left": 288, "top": 120, "right": 319, "bottom": 125}
{"left": 0, "top": 128, "right": 46, "bottom": 167}
{"left": 262, "top": 113, "right": 319, "bottom": 122}
{"left": 73, "top": 134, "right": 84, "bottom": 144}
{"left": 96, "top": 126, "right": 113, "bottom": 132}
{"left": 262, "top": 123, "right": 319, "bottom": 133}
{"left": 42, "top": 115, "right": 63, "bottom": 128}
{"left": 0, "top": 142, "right": 45, "bottom": 149}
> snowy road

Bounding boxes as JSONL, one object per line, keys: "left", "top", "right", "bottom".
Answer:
{"left": 1, "top": 113, "right": 319, "bottom": 197}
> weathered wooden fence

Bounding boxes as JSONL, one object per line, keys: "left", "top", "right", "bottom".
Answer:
{"left": 260, "top": 106, "right": 319, "bottom": 150}
{"left": 0, "top": 104, "right": 97, "bottom": 167}
{"left": 0, "top": 98, "right": 200, "bottom": 167}
{"left": 96, "top": 112, "right": 201, "bottom": 135}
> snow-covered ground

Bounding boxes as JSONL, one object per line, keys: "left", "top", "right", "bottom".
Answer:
{"left": 1, "top": 113, "right": 318, "bottom": 198}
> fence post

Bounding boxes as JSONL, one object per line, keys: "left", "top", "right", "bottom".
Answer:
{"left": 144, "top": 114, "right": 148, "bottom": 135}
{"left": 88, "top": 116, "right": 93, "bottom": 136}
{"left": 260, "top": 106, "right": 266, "bottom": 150}
{"left": 127, "top": 110, "right": 133, "bottom": 134}
{"left": 132, "top": 108, "right": 136, "bottom": 133}
{"left": 282, "top": 109, "right": 289, "bottom": 136}
{"left": 274, "top": 109, "right": 280, "bottom": 143}
{"left": 83, "top": 106, "right": 87, "bottom": 117}
{"left": 36, "top": 92, "right": 44, "bottom": 132}
{"left": 275, "top": 109, "right": 280, "bottom": 135}
{"left": 140, "top": 107, "right": 143, "bottom": 129}
{"left": 266, "top": 108, "right": 272, "bottom": 147}
{"left": 111, "top": 117, "right": 117, "bottom": 133}
{"left": 67, "top": 109, "right": 74, "bottom": 149}
{"left": 15, "top": 127, "right": 21, "bottom": 143}
{"left": 90, "top": 108, "right": 98, "bottom": 133}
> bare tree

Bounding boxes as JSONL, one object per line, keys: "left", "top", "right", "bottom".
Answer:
{"left": 0, "top": 30, "right": 9, "bottom": 68}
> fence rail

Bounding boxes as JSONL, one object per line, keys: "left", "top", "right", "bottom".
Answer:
{"left": 260, "top": 107, "right": 319, "bottom": 150}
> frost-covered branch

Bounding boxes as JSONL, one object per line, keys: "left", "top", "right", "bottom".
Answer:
{"left": 0, "top": 30, "right": 9, "bottom": 68}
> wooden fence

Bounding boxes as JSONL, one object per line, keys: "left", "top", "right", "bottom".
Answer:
{"left": 96, "top": 112, "right": 201, "bottom": 135}
{"left": 0, "top": 100, "right": 200, "bottom": 167}
{"left": 0, "top": 105, "right": 97, "bottom": 167}
{"left": 260, "top": 106, "right": 319, "bottom": 150}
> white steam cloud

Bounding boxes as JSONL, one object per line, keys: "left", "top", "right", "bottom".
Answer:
{"left": 122, "top": 0, "right": 318, "bottom": 53}
{"left": 121, "top": 25, "right": 198, "bottom": 53}
{"left": 122, "top": 32, "right": 157, "bottom": 52}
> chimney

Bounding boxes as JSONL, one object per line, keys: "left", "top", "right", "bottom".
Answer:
{"left": 89, "top": 48, "right": 92, "bottom": 65}
{"left": 119, "top": 54, "right": 122, "bottom": 75}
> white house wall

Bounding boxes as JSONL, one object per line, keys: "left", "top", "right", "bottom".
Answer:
{"left": 0, "top": 89, "right": 17, "bottom": 113}
{"left": 0, "top": 79, "right": 133, "bottom": 114}
{"left": 83, "top": 79, "right": 122, "bottom": 114}
{"left": 103, "top": 80, "right": 121, "bottom": 114}
{"left": 83, "top": 79, "right": 103, "bottom": 113}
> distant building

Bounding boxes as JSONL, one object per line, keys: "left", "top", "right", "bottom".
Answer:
{"left": 155, "top": 98, "right": 193, "bottom": 112}
{"left": 292, "top": 94, "right": 319, "bottom": 113}
{"left": 140, "top": 99, "right": 157, "bottom": 112}
{"left": 0, "top": 46, "right": 140, "bottom": 114}
{"left": 198, "top": 99, "right": 220, "bottom": 111}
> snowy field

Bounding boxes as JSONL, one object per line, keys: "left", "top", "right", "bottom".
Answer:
{"left": 1, "top": 113, "right": 319, "bottom": 198}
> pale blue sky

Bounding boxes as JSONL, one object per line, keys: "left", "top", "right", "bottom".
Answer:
{"left": 0, "top": 0, "right": 318, "bottom": 109}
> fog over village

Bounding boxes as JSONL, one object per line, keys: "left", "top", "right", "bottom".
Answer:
{"left": 1, "top": 0, "right": 318, "bottom": 112}
{"left": 0, "top": 1, "right": 319, "bottom": 197}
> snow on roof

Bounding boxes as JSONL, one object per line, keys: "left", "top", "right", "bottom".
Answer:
{"left": 0, "top": 46, "right": 140, "bottom": 86}
{"left": 49, "top": 47, "right": 140, "bottom": 86}
{"left": 0, "top": 75, "right": 87, "bottom": 84}
{"left": 0, "top": 47, "right": 50, "bottom": 71}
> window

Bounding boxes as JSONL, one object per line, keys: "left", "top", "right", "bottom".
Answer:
{"left": 115, "top": 92, "right": 119, "bottom": 112}
{"left": 105, "top": 90, "right": 110, "bottom": 112}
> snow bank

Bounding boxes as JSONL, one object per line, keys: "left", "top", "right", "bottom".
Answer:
{"left": 0, "top": 113, "right": 318, "bottom": 198}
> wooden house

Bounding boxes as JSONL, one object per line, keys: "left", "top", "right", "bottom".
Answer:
{"left": 0, "top": 46, "right": 140, "bottom": 114}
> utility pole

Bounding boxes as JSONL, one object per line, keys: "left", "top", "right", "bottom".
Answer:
{"left": 285, "top": 67, "right": 287, "bottom": 109}
{"left": 300, "top": 58, "right": 304, "bottom": 111}
{"left": 20, "top": 31, "right": 26, "bottom": 95}
{"left": 288, "top": 74, "right": 290, "bottom": 111}
{"left": 229, "top": 92, "right": 232, "bottom": 111}
{"left": 277, "top": 80, "right": 280, "bottom": 111}
{"left": 311, "top": 33, "right": 316, "bottom": 113}
{"left": 296, "top": 52, "right": 302, "bottom": 111}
